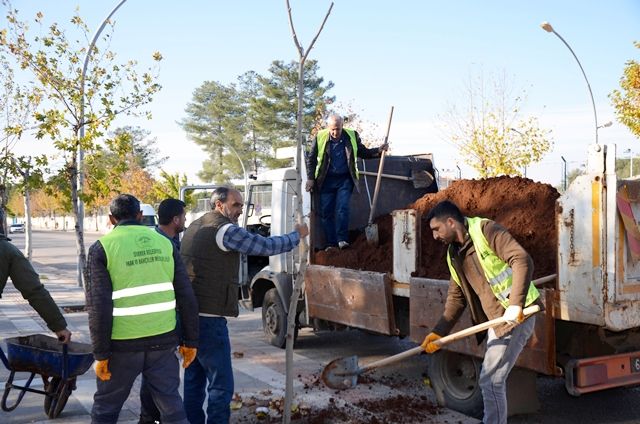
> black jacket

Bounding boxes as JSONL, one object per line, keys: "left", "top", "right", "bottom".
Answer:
{"left": 0, "top": 234, "right": 67, "bottom": 332}
{"left": 306, "top": 129, "right": 381, "bottom": 189}
{"left": 85, "top": 221, "right": 199, "bottom": 360}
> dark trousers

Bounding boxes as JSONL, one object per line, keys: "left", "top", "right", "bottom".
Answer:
{"left": 139, "top": 375, "right": 161, "bottom": 423}
{"left": 183, "top": 317, "right": 233, "bottom": 424}
{"left": 91, "top": 348, "right": 188, "bottom": 424}
{"left": 319, "top": 175, "right": 354, "bottom": 247}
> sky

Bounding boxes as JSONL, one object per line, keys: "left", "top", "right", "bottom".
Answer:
{"left": 6, "top": 0, "right": 640, "bottom": 187}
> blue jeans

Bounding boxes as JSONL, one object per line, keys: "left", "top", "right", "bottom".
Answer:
{"left": 479, "top": 316, "right": 536, "bottom": 424}
{"left": 183, "top": 317, "right": 233, "bottom": 424}
{"left": 319, "top": 175, "right": 354, "bottom": 247}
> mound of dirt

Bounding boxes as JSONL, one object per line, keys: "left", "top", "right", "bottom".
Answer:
{"left": 315, "top": 176, "right": 559, "bottom": 280}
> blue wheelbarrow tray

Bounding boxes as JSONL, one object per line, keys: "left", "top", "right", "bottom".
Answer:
{"left": 5, "top": 334, "right": 94, "bottom": 378}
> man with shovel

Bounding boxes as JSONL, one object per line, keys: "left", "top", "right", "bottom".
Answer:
{"left": 305, "top": 113, "right": 388, "bottom": 251}
{"left": 422, "top": 200, "right": 542, "bottom": 424}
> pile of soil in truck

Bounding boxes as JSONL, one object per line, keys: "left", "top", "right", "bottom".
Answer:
{"left": 314, "top": 176, "right": 560, "bottom": 280}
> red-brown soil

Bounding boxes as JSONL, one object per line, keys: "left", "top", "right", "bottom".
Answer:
{"left": 315, "top": 176, "right": 559, "bottom": 280}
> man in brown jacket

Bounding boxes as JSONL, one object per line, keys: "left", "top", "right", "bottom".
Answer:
{"left": 421, "top": 200, "right": 541, "bottom": 424}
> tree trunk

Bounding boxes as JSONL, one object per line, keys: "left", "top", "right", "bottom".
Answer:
{"left": 283, "top": 3, "right": 333, "bottom": 422}
{"left": 0, "top": 183, "right": 7, "bottom": 235}
{"left": 23, "top": 185, "right": 33, "bottom": 260}
{"left": 70, "top": 153, "right": 87, "bottom": 287}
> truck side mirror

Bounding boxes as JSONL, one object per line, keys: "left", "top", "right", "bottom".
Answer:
{"left": 246, "top": 203, "right": 255, "bottom": 217}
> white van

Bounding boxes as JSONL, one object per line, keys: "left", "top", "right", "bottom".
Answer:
{"left": 140, "top": 203, "right": 157, "bottom": 227}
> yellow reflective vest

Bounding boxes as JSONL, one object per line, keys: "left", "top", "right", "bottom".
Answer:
{"left": 314, "top": 128, "right": 359, "bottom": 179}
{"left": 99, "top": 225, "right": 176, "bottom": 340}
{"left": 446, "top": 217, "right": 540, "bottom": 309}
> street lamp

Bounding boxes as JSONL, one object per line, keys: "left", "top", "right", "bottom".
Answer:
{"left": 509, "top": 128, "right": 527, "bottom": 177}
{"left": 541, "top": 21, "right": 600, "bottom": 147}
{"left": 560, "top": 155, "right": 567, "bottom": 191}
{"left": 77, "top": 0, "right": 129, "bottom": 286}
{"left": 625, "top": 148, "right": 633, "bottom": 178}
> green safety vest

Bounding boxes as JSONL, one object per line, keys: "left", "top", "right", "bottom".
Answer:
{"left": 99, "top": 225, "right": 176, "bottom": 340}
{"left": 315, "top": 128, "right": 359, "bottom": 179}
{"left": 446, "top": 217, "right": 540, "bottom": 309}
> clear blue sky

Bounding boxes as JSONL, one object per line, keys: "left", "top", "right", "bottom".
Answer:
{"left": 8, "top": 0, "right": 640, "bottom": 186}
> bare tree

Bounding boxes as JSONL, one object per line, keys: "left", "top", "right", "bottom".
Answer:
{"left": 441, "top": 69, "right": 552, "bottom": 177}
{"left": 283, "top": 1, "right": 333, "bottom": 422}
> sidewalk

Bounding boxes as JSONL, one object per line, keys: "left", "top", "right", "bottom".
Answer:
{"left": 1, "top": 263, "right": 478, "bottom": 423}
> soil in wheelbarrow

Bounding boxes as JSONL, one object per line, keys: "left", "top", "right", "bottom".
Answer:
{"left": 314, "top": 176, "right": 559, "bottom": 280}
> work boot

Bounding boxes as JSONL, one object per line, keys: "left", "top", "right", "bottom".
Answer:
{"left": 338, "top": 241, "right": 350, "bottom": 249}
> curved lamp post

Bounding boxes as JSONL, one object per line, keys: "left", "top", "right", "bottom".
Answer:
{"left": 541, "top": 22, "right": 600, "bottom": 147}
{"left": 509, "top": 127, "right": 528, "bottom": 177}
{"left": 77, "top": 0, "right": 128, "bottom": 285}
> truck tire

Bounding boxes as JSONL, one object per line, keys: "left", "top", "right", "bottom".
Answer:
{"left": 262, "top": 288, "right": 297, "bottom": 348}
{"left": 428, "top": 351, "right": 484, "bottom": 419}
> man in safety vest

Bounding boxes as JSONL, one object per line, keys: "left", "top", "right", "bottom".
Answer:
{"left": 305, "top": 114, "right": 388, "bottom": 251}
{"left": 86, "top": 194, "right": 199, "bottom": 424}
{"left": 422, "top": 200, "right": 542, "bottom": 424}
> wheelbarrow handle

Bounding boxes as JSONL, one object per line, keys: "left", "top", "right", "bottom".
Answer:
{"left": 62, "top": 343, "right": 69, "bottom": 381}
{"left": 359, "top": 304, "right": 541, "bottom": 374}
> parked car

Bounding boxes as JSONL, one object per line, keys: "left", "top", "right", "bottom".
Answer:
{"left": 9, "top": 223, "right": 25, "bottom": 233}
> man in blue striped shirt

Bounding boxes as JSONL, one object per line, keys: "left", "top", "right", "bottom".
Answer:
{"left": 180, "top": 187, "right": 308, "bottom": 424}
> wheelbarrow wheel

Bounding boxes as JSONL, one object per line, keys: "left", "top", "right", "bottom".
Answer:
{"left": 45, "top": 377, "right": 74, "bottom": 419}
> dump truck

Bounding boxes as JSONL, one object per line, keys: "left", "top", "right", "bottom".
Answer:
{"left": 231, "top": 143, "right": 640, "bottom": 417}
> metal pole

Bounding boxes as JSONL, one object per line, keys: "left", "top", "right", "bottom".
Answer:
{"left": 561, "top": 156, "right": 567, "bottom": 191}
{"left": 456, "top": 165, "right": 461, "bottom": 179}
{"left": 77, "top": 0, "right": 128, "bottom": 284}
{"left": 541, "top": 22, "right": 599, "bottom": 147}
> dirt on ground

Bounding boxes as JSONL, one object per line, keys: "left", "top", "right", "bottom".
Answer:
{"left": 315, "top": 176, "right": 559, "bottom": 280}
{"left": 230, "top": 373, "right": 448, "bottom": 423}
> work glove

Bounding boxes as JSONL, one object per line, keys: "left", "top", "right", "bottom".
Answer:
{"left": 379, "top": 143, "right": 389, "bottom": 153}
{"left": 179, "top": 346, "right": 197, "bottom": 369}
{"left": 305, "top": 180, "right": 314, "bottom": 192}
{"left": 503, "top": 305, "right": 524, "bottom": 325}
{"left": 420, "top": 332, "right": 442, "bottom": 354}
{"left": 94, "top": 359, "right": 111, "bottom": 381}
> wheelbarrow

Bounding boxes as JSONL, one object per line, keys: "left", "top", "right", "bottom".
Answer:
{"left": 0, "top": 334, "right": 94, "bottom": 419}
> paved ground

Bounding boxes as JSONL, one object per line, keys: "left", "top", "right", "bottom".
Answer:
{"left": 1, "top": 232, "right": 476, "bottom": 423}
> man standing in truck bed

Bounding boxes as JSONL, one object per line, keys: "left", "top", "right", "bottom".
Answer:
{"left": 422, "top": 200, "right": 542, "bottom": 424}
{"left": 305, "top": 113, "right": 387, "bottom": 251}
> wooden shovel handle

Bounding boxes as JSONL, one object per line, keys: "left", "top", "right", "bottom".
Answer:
{"left": 367, "top": 106, "right": 394, "bottom": 225}
{"left": 433, "top": 304, "right": 540, "bottom": 347}
{"left": 359, "top": 304, "right": 541, "bottom": 374}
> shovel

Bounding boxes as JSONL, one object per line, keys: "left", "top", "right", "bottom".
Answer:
{"left": 365, "top": 106, "right": 394, "bottom": 245}
{"left": 360, "top": 170, "right": 434, "bottom": 189}
{"left": 321, "top": 304, "right": 541, "bottom": 390}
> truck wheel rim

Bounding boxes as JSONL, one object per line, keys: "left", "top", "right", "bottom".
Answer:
{"left": 265, "top": 305, "right": 279, "bottom": 335}
{"left": 442, "top": 352, "right": 479, "bottom": 400}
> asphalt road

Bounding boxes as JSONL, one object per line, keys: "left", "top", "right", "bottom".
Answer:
{"left": 9, "top": 230, "right": 640, "bottom": 423}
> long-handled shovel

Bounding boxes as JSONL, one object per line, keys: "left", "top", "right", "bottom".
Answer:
{"left": 365, "top": 106, "right": 394, "bottom": 245}
{"left": 321, "top": 304, "right": 541, "bottom": 390}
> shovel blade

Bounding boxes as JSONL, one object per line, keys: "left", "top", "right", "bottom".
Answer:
{"left": 365, "top": 223, "right": 379, "bottom": 245}
{"left": 411, "top": 170, "right": 434, "bottom": 188}
{"left": 321, "top": 355, "right": 359, "bottom": 390}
